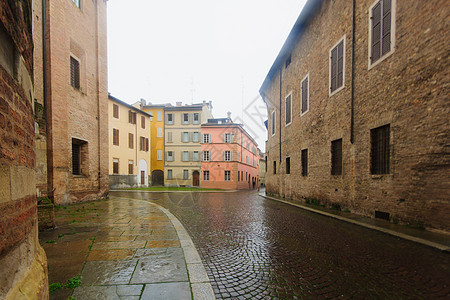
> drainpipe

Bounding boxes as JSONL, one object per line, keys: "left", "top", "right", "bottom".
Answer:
{"left": 279, "top": 67, "right": 282, "bottom": 163}
{"left": 350, "top": 0, "right": 356, "bottom": 144}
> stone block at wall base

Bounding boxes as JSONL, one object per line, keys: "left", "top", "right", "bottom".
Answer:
{"left": 38, "top": 204, "right": 55, "bottom": 231}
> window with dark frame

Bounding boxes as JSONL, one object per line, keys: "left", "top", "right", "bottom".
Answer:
{"left": 330, "top": 39, "right": 344, "bottom": 94}
{"left": 286, "top": 157, "right": 290, "bottom": 174}
{"left": 183, "top": 113, "right": 189, "bottom": 124}
{"left": 301, "top": 149, "right": 308, "bottom": 176}
{"left": 113, "top": 159, "right": 119, "bottom": 174}
{"left": 128, "top": 160, "right": 133, "bottom": 175}
{"left": 285, "top": 54, "right": 291, "bottom": 68}
{"left": 225, "top": 170, "right": 231, "bottom": 181}
{"left": 113, "top": 104, "right": 119, "bottom": 118}
{"left": 273, "top": 161, "right": 276, "bottom": 175}
{"left": 301, "top": 75, "right": 309, "bottom": 114}
{"left": 167, "top": 113, "right": 173, "bottom": 124}
{"left": 271, "top": 111, "right": 276, "bottom": 135}
{"left": 371, "top": 124, "right": 390, "bottom": 174}
{"left": 128, "top": 110, "right": 137, "bottom": 124}
{"left": 72, "top": 143, "right": 81, "bottom": 175}
{"left": 331, "top": 139, "right": 343, "bottom": 175}
{"left": 128, "top": 133, "right": 133, "bottom": 149}
{"left": 70, "top": 56, "right": 80, "bottom": 89}
{"left": 370, "top": 0, "right": 392, "bottom": 65}
{"left": 285, "top": 94, "right": 292, "bottom": 125}
{"left": 113, "top": 128, "right": 119, "bottom": 146}
{"left": 203, "top": 170, "right": 209, "bottom": 181}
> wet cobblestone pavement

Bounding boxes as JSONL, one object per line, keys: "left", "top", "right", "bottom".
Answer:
{"left": 112, "top": 190, "right": 450, "bottom": 299}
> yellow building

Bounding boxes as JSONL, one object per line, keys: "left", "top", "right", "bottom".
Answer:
{"left": 136, "top": 100, "right": 166, "bottom": 185}
{"left": 109, "top": 95, "right": 151, "bottom": 188}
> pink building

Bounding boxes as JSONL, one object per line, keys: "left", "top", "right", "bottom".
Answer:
{"left": 201, "top": 117, "right": 259, "bottom": 190}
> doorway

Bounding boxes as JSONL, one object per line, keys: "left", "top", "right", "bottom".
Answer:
{"left": 152, "top": 169, "right": 164, "bottom": 186}
{"left": 192, "top": 171, "right": 200, "bottom": 187}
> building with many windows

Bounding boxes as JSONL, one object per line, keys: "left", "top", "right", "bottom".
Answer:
{"left": 201, "top": 116, "right": 259, "bottom": 190}
{"left": 109, "top": 95, "right": 151, "bottom": 188}
{"left": 135, "top": 100, "right": 166, "bottom": 185}
{"left": 33, "top": 0, "right": 109, "bottom": 204}
{"left": 260, "top": 0, "right": 449, "bottom": 231}
{"left": 164, "top": 101, "right": 213, "bottom": 186}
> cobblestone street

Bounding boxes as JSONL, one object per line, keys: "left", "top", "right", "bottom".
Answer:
{"left": 112, "top": 190, "right": 450, "bottom": 299}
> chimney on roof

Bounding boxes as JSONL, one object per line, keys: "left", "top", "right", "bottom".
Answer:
{"left": 176, "top": 101, "right": 182, "bottom": 107}
{"left": 227, "top": 111, "right": 231, "bottom": 120}
{"left": 140, "top": 98, "right": 146, "bottom": 107}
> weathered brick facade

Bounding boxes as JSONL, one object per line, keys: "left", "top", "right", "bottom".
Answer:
{"left": 33, "top": 0, "right": 109, "bottom": 204}
{"left": 261, "top": 0, "right": 449, "bottom": 231}
{"left": 0, "top": 0, "right": 48, "bottom": 298}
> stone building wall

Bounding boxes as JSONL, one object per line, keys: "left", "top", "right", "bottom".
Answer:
{"left": 33, "top": 0, "right": 109, "bottom": 204}
{"left": 0, "top": 0, "right": 48, "bottom": 298}
{"left": 261, "top": 0, "right": 449, "bottom": 231}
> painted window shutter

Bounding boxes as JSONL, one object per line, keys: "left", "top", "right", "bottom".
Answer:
{"left": 222, "top": 151, "right": 225, "bottom": 161}
{"left": 381, "top": 0, "right": 391, "bottom": 56}
{"left": 165, "top": 151, "right": 168, "bottom": 161}
{"left": 230, "top": 151, "right": 233, "bottom": 161}
{"left": 223, "top": 134, "right": 226, "bottom": 143}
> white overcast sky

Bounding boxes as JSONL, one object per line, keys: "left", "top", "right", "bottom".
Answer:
{"left": 107, "top": 0, "right": 307, "bottom": 151}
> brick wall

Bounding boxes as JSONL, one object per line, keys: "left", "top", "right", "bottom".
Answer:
{"left": 0, "top": 0, "right": 48, "bottom": 298}
{"left": 262, "top": 0, "right": 449, "bottom": 231}
{"left": 33, "top": 0, "right": 109, "bottom": 204}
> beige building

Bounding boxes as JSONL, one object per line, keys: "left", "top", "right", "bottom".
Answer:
{"left": 109, "top": 95, "right": 151, "bottom": 188}
{"left": 164, "top": 101, "right": 213, "bottom": 186}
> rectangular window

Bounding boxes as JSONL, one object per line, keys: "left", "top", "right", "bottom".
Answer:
{"left": 70, "top": 56, "right": 80, "bottom": 89}
{"left": 182, "top": 132, "right": 189, "bottom": 143}
{"left": 193, "top": 151, "right": 199, "bottom": 161}
{"left": 193, "top": 132, "right": 200, "bottom": 143}
{"left": 167, "top": 169, "right": 173, "bottom": 179}
{"left": 301, "top": 75, "right": 309, "bottom": 115}
{"left": 371, "top": 124, "right": 390, "bottom": 174}
{"left": 129, "top": 110, "right": 137, "bottom": 124}
{"left": 113, "top": 158, "right": 119, "bottom": 175}
{"left": 285, "top": 54, "right": 291, "bottom": 69}
{"left": 331, "top": 139, "right": 343, "bottom": 175}
{"left": 128, "top": 160, "right": 133, "bottom": 175}
{"left": 193, "top": 113, "right": 200, "bottom": 124}
{"left": 183, "top": 151, "right": 189, "bottom": 162}
{"left": 72, "top": 143, "right": 81, "bottom": 175}
{"left": 167, "top": 151, "right": 174, "bottom": 162}
{"left": 128, "top": 133, "right": 133, "bottom": 149}
{"left": 370, "top": 0, "right": 393, "bottom": 65}
{"left": 285, "top": 94, "right": 292, "bottom": 125}
{"left": 167, "top": 132, "right": 173, "bottom": 143}
{"left": 225, "top": 170, "right": 231, "bottom": 181}
{"left": 157, "top": 127, "right": 163, "bottom": 138}
{"left": 286, "top": 157, "right": 290, "bottom": 174}
{"left": 157, "top": 149, "right": 163, "bottom": 161}
{"left": 203, "top": 151, "right": 210, "bottom": 161}
{"left": 203, "top": 170, "right": 209, "bottom": 181}
{"left": 183, "top": 170, "right": 189, "bottom": 180}
{"left": 113, "top": 128, "right": 119, "bottom": 146}
{"left": 72, "top": 0, "right": 81, "bottom": 8}
{"left": 167, "top": 113, "right": 174, "bottom": 125}
{"left": 202, "top": 134, "right": 210, "bottom": 143}
{"left": 141, "top": 116, "right": 145, "bottom": 129}
{"left": 238, "top": 171, "right": 240, "bottom": 181}
{"left": 157, "top": 111, "right": 163, "bottom": 121}
{"left": 183, "top": 113, "right": 189, "bottom": 124}
{"left": 140, "top": 137, "right": 145, "bottom": 151}
{"left": 301, "top": 149, "right": 308, "bottom": 176}
{"left": 113, "top": 104, "right": 119, "bottom": 119}
{"left": 273, "top": 161, "right": 276, "bottom": 175}
{"left": 330, "top": 37, "right": 345, "bottom": 95}
{"left": 224, "top": 133, "right": 232, "bottom": 143}
{"left": 224, "top": 151, "right": 232, "bottom": 161}
{"left": 271, "top": 111, "right": 276, "bottom": 136}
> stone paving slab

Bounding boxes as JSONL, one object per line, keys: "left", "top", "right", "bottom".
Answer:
{"left": 40, "top": 197, "right": 215, "bottom": 300}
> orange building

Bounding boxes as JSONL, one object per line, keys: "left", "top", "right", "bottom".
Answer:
{"left": 201, "top": 116, "right": 259, "bottom": 190}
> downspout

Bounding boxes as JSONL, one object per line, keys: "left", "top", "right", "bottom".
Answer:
{"left": 350, "top": 0, "right": 356, "bottom": 144}
{"left": 279, "top": 67, "right": 282, "bottom": 163}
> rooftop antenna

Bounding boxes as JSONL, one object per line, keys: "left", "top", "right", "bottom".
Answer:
{"left": 241, "top": 76, "right": 245, "bottom": 124}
